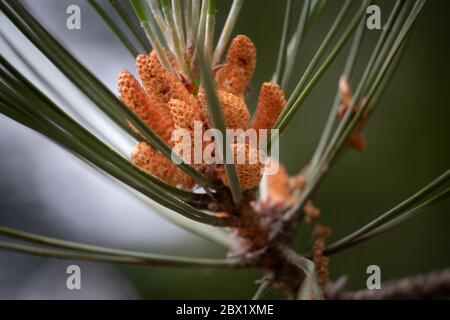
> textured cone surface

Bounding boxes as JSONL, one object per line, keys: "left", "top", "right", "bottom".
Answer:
{"left": 253, "top": 82, "right": 286, "bottom": 132}
{"left": 136, "top": 52, "right": 199, "bottom": 110}
{"left": 215, "top": 35, "right": 256, "bottom": 97}
{"left": 118, "top": 69, "right": 173, "bottom": 142}
{"left": 199, "top": 89, "right": 250, "bottom": 130}
{"left": 216, "top": 143, "right": 263, "bottom": 190}
{"left": 131, "top": 142, "right": 194, "bottom": 189}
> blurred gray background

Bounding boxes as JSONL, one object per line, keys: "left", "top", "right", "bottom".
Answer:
{"left": 0, "top": 0, "right": 449, "bottom": 299}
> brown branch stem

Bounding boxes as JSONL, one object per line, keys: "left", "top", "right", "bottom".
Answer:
{"left": 325, "top": 268, "right": 450, "bottom": 300}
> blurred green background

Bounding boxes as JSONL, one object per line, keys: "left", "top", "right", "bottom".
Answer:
{"left": 0, "top": 0, "right": 449, "bottom": 299}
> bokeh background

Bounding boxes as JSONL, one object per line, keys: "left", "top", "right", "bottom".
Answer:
{"left": 0, "top": 0, "right": 449, "bottom": 299}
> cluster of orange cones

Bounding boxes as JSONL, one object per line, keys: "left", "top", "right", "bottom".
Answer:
{"left": 118, "top": 35, "right": 286, "bottom": 192}
{"left": 118, "top": 34, "right": 368, "bottom": 195}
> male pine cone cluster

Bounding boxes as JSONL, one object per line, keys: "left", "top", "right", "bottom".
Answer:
{"left": 117, "top": 35, "right": 286, "bottom": 191}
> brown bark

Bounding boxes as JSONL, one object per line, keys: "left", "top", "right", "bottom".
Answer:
{"left": 325, "top": 268, "right": 450, "bottom": 300}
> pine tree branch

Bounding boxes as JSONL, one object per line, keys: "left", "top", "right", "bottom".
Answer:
{"left": 325, "top": 268, "right": 450, "bottom": 300}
